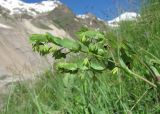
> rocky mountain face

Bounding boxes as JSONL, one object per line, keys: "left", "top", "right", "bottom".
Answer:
{"left": 43, "top": 5, "right": 108, "bottom": 37}
{"left": 0, "top": 0, "right": 109, "bottom": 89}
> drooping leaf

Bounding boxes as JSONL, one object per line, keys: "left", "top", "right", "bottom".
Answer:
{"left": 30, "top": 34, "right": 48, "bottom": 43}
{"left": 46, "top": 33, "right": 81, "bottom": 52}
{"left": 90, "top": 59, "right": 105, "bottom": 71}
{"left": 57, "top": 63, "right": 78, "bottom": 74}
{"left": 61, "top": 38, "right": 81, "bottom": 51}
{"left": 46, "top": 33, "right": 63, "bottom": 46}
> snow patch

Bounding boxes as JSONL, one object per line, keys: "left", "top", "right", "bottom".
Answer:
{"left": 108, "top": 12, "right": 140, "bottom": 27}
{"left": 97, "top": 18, "right": 104, "bottom": 22}
{"left": 76, "top": 14, "right": 89, "bottom": 19}
{"left": 0, "top": 0, "right": 61, "bottom": 16}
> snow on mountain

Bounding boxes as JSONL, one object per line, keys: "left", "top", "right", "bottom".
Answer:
{"left": 76, "top": 14, "right": 90, "bottom": 19}
{"left": 76, "top": 13, "right": 98, "bottom": 20}
{"left": 0, "top": 0, "right": 61, "bottom": 16}
{"left": 108, "top": 12, "right": 140, "bottom": 27}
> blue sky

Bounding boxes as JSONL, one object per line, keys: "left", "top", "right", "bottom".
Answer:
{"left": 23, "top": 0, "right": 141, "bottom": 20}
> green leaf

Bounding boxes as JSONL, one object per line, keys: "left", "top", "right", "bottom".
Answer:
{"left": 30, "top": 34, "right": 48, "bottom": 43}
{"left": 45, "top": 33, "right": 63, "bottom": 45}
{"left": 46, "top": 33, "right": 81, "bottom": 52}
{"left": 97, "top": 49, "right": 105, "bottom": 56}
{"left": 61, "top": 38, "right": 81, "bottom": 51}
{"left": 90, "top": 59, "right": 105, "bottom": 71}
{"left": 78, "top": 58, "right": 90, "bottom": 70}
{"left": 89, "top": 44, "right": 98, "bottom": 53}
{"left": 83, "top": 58, "right": 90, "bottom": 66}
{"left": 119, "top": 58, "right": 131, "bottom": 74}
{"left": 112, "top": 67, "right": 119, "bottom": 74}
{"left": 57, "top": 63, "right": 78, "bottom": 73}
{"left": 78, "top": 42, "right": 89, "bottom": 52}
{"left": 79, "top": 30, "right": 105, "bottom": 42}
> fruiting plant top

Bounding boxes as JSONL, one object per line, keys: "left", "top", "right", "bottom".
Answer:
{"left": 30, "top": 28, "right": 159, "bottom": 88}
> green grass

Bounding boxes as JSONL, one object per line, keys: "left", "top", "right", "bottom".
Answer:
{"left": 1, "top": 0, "right": 160, "bottom": 114}
{"left": 1, "top": 70, "right": 160, "bottom": 114}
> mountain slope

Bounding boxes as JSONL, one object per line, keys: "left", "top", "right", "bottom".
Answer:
{"left": 0, "top": 16, "right": 71, "bottom": 89}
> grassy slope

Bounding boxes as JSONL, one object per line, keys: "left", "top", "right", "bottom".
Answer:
{"left": 1, "top": 1, "right": 160, "bottom": 114}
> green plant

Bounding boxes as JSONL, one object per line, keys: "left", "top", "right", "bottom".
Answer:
{"left": 29, "top": 28, "right": 158, "bottom": 88}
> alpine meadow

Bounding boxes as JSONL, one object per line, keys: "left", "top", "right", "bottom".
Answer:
{"left": 1, "top": 0, "right": 160, "bottom": 114}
